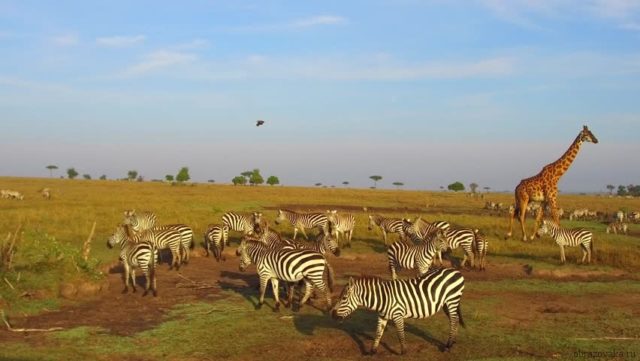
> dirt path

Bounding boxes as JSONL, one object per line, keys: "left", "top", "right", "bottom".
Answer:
{"left": 1, "top": 246, "right": 636, "bottom": 343}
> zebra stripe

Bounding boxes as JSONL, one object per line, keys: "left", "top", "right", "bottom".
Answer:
{"left": 402, "top": 218, "right": 451, "bottom": 265}
{"left": 236, "top": 239, "right": 334, "bottom": 311}
{"left": 387, "top": 229, "right": 448, "bottom": 280}
{"left": 442, "top": 228, "right": 476, "bottom": 269}
{"left": 107, "top": 226, "right": 158, "bottom": 296}
{"left": 536, "top": 220, "right": 593, "bottom": 264}
{"left": 472, "top": 229, "right": 488, "bottom": 271}
{"left": 123, "top": 210, "right": 157, "bottom": 233}
{"left": 368, "top": 214, "right": 405, "bottom": 245}
{"left": 274, "top": 209, "right": 328, "bottom": 240}
{"left": 152, "top": 224, "right": 194, "bottom": 264}
{"left": 331, "top": 268, "right": 465, "bottom": 355}
{"left": 111, "top": 224, "right": 184, "bottom": 270}
{"left": 222, "top": 212, "right": 260, "bottom": 245}
{"left": 204, "top": 224, "right": 229, "bottom": 262}
{"left": 325, "top": 210, "right": 356, "bottom": 248}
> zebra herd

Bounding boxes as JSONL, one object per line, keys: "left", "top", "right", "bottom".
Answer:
{"left": 104, "top": 207, "right": 606, "bottom": 354}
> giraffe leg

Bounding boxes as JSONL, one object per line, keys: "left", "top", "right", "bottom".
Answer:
{"left": 519, "top": 199, "right": 530, "bottom": 242}
{"left": 531, "top": 206, "right": 544, "bottom": 241}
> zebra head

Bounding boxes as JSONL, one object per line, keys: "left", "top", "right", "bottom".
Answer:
{"left": 331, "top": 277, "right": 360, "bottom": 321}
{"left": 252, "top": 212, "right": 263, "bottom": 228}
{"left": 536, "top": 220, "right": 550, "bottom": 237}
{"left": 236, "top": 240, "right": 252, "bottom": 272}
{"left": 402, "top": 218, "right": 415, "bottom": 236}
{"left": 320, "top": 232, "right": 340, "bottom": 257}
{"left": 432, "top": 229, "right": 449, "bottom": 251}
{"left": 107, "top": 225, "right": 127, "bottom": 249}
{"left": 580, "top": 125, "right": 598, "bottom": 144}
{"left": 274, "top": 210, "right": 285, "bottom": 225}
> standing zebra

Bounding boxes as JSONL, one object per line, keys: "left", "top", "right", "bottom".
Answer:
{"left": 368, "top": 214, "right": 405, "bottom": 245}
{"left": 606, "top": 221, "right": 628, "bottom": 235}
{"left": 236, "top": 239, "right": 334, "bottom": 311}
{"left": 387, "top": 229, "right": 449, "bottom": 280}
{"left": 204, "top": 224, "right": 229, "bottom": 262}
{"left": 222, "top": 212, "right": 259, "bottom": 245}
{"left": 107, "top": 225, "right": 158, "bottom": 296}
{"left": 331, "top": 267, "right": 465, "bottom": 355}
{"left": 112, "top": 224, "right": 184, "bottom": 270}
{"left": 325, "top": 210, "right": 356, "bottom": 248}
{"left": 274, "top": 209, "right": 327, "bottom": 240}
{"left": 442, "top": 227, "right": 477, "bottom": 269}
{"left": 536, "top": 220, "right": 593, "bottom": 264}
{"left": 402, "top": 218, "right": 451, "bottom": 265}
{"left": 123, "top": 211, "right": 194, "bottom": 265}
{"left": 472, "top": 229, "right": 488, "bottom": 271}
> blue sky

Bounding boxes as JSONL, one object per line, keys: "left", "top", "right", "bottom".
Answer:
{"left": 1, "top": 0, "right": 639, "bottom": 191}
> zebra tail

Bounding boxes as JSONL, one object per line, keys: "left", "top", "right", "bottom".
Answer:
{"left": 189, "top": 234, "right": 195, "bottom": 249}
{"left": 150, "top": 243, "right": 157, "bottom": 292}
{"left": 325, "top": 262, "right": 335, "bottom": 292}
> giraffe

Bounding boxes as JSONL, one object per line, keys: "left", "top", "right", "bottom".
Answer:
{"left": 507, "top": 125, "right": 598, "bottom": 241}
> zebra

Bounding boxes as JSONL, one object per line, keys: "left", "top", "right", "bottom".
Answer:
{"left": 123, "top": 210, "right": 157, "bottom": 233}
{"left": 274, "top": 209, "right": 328, "bottom": 240}
{"left": 441, "top": 227, "right": 477, "bottom": 269}
{"left": 536, "top": 220, "right": 593, "bottom": 264}
{"left": 107, "top": 225, "right": 158, "bottom": 296}
{"left": 402, "top": 218, "right": 450, "bottom": 265}
{"left": 111, "top": 224, "right": 184, "bottom": 270}
{"left": 324, "top": 210, "right": 356, "bottom": 248}
{"left": 606, "top": 221, "right": 628, "bottom": 235}
{"left": 1, "top": 190, "right": 23, "bottom": 200}
{"left": 204, "top": 224, "right": 229, "bottom": 262}
{"left": 331, "top": 267, "right": 465, "bottom": 355}
{"left": 472, "top": 229, "right": 488, "bottom": 271}
{"left": 616, "top": 210, "right": 625, "bottom": 223}
{"left": 222, "top": 211, "right": 259, "bottom": 245}
{"left": 387, "top": 229, "right": 449, "bottom": 280}
{"left": 367, "top": 214, "right": 405, "bottom": 245}
{"left": 40, "top": 188, "right": 51, "bottom": 200}
{"left": 236, "top": 239, "right": 334, "bottom": 311}
{"left": 151, "top": 224, "right": 194, "bottom": 264}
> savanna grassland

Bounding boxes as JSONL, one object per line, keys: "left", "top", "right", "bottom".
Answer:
{"left": 1, "top": 176, "right": 640, "bottom": 361}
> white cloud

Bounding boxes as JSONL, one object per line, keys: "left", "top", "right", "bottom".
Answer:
{"left": 122, "top": 50, "right": 197, "bottom": 76}
{"left": 290, "top": 15, "right": 348, "bottom": 28}
{"left": 96, "top": 35, "right": 146, "bottom": 47}
{"left": 173, "top": 38, "right": 209, "bottom": 50}
{"left": 51, "top": 33, "right": 78, "bottom": 46}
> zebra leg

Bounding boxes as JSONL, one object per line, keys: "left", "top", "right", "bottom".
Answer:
{"left": 293, "top": 227, "right": 298, "bottom": 240}
{"left": 130, "top": 269, "right": 137, "bottom": 293}
{"left": 143, "top": 270, "right": 151, "bottom": 296}
{"left": 285, "top": 282, "right": 295, "bottom": 308}
{"left": 299, "top": 280, "right": 314, "bottom": 308}
{"left": 347, "top": 229, "right": 353, "bottom": 247}
{"left": 270, "top": 278, "right": 281, "bottom": 311}
{"left": 300, "top": 227, "right": 309, "bottom": 240}
{"left": 559, "top": 245, "right": 566, "bottom": 264}
{"left": 122, "top": 262, "right": 131, "bottom": 294}
{"left": 392, "top": 316, "right": 407, "bottom": 355}
{"left": 257, "top": 276, "right": 269, "bottom": 310}
{"left": 443, "top": 303, "right": 460, "bottom": 351}
{"left": 389, "top": 260, "right": 398, "bottom": 280}
{"left": 371, "top": 317, "right": 388, "bottom": 355}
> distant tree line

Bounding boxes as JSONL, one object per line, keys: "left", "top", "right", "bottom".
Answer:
{"left": 232, "top": 169, "right": 279, "bottom": 186}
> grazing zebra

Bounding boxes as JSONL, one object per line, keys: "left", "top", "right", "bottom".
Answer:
{"left": 222, "top": 212, "right": 259, "bottom": 245}
{"left": 274, "top": 209, "right": 328, "bottom": 240}
{"left": 325, "top": 210, "right": 356, "bottom": 247}
{"left": 236, "top": 239, "right": 334, "bottom": 311}
{"left": 536, "top": 220, "right": 593, "bottom": 264}
{"left": 442, "top": 228, "right": 477, "bottom": 269}
{"left": 331, "top": 268, "right": 465, "bottom": 355}
{"left": 111, "top": 224, "right": 184, "bottom": 270}
{"left": 107, "top": 226, "right": 158, "bottom": 296}
{"left": 472, "top": 229, "right": 488, "bottom": 271}
{"left": 387, "top": 229, "right": 449, "bottom": 280}
{"left": 204, "top": 224, "right": 229, "bottom": 261}
{"left": 368, "top": 214, "right": 405, "bottom": 245}
{"left": 606, "top": 221, "right": 628, "bottom": 235}
{"left": 123, "top": 210, "right": 157, "bottom": 233}
{"left": 1, "top": 190, "right": 24, "bottom": 200}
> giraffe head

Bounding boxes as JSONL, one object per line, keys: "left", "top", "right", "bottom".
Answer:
{"left": 580, "top": 125, "right": 598, "bottom": 144}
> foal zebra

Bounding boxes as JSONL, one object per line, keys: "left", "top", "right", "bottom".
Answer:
{"left": 325, "top": 210, "right": 356, "bottom": 248}
{"left": 204, "top": 224, "right": 229, "bottom": 262}
{"left": 368, "top": 214, "right": 405, "bottom": 245}
{"left": 236, "top": 239, "right": 334, "bottom": 311}
{"left": 222, "top": 212, "right": 260, "bottom": 245}
{"left": 536, "top": 220, "right": 593, "bottom": 264}
{"left": 274, "top": 209, "right": 328, "bottom": 240}
{"left": 107, "top": 226, "right": 158, "bottom": 296}
{"left": 387, "top": 229, "right": 449, "bottom": 280}
{"left": 332, "top": 267, "right": 465, "bottom": 355}
{"left": 111, "top": 224, "right": 184, "bottom": 270}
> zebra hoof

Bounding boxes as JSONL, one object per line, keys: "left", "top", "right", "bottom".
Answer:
{"left": 121, "top": 288, "right": 129, "bottom": 294}
{"left": 274, "top": 304, "right": 280, "bottom": 312}
{"left": 143, "top": 290, "right": 149, "bottom": 297}
{"left": 255, "top": 303, "right": 263, "bottom": 310}
{"left": 368, "top": 348, "right": 378, "bottom": 355}
{"left": 153, "top": 290, "right": 158, "bottom": 297}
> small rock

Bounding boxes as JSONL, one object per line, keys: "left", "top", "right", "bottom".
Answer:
{"left": 59, "top": 283, "right": 77, "bottom": 299}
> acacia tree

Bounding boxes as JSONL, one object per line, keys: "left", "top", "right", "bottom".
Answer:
{"left": 46, "top": 165, "right": 58, "bottom": 178}
{"left": 315, "top": 183, "right": 322, "bottom": 187}
{"left": 342, "top": 181, "right": 349, "bottom": 187}
{"left": 448, "top": 181, "right": 465, "bottom": 192}
{"left": 99, "top": 175, "right": 107, "bottom": 180}
{"left": 249, "top": 169, "right": 264, "bottom": 186}
{"left": 232, "top": 176, "right": 247, "bottom": 185}
{"left": 67, "top": 168, "right": 79, "bottom": 179}
{"left": 165, "top": 174, "right": 174, "bottom": 182}
{"left": 469, "top": 183, "right": 479, "bottom": 193}
{"left": 369, "top": 175, "right": 382, "bottom": 188}
{"left": 392, "top": 181, "right": 404, "bottom": 190}
{"left": 127, "top": 170, "right": 138, "bottom": 181}
{"left": 483, "top": 186, "right": 490, "bottom": 193}
{"left": 83, "top": 174, "right": 91, "bottom": 180}
{"left": 266, "top": 176, "right": 280, "bottom": 186}
{"left": 606, "top": 184, "right": 615, "bottom": 195}
{"left": 176, "top": 167, "right": 190, "bottom": 183}
{"left": 241, "top": 171, "right": 253, "bottom": 184}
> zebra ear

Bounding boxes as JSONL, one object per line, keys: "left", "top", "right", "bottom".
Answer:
{"left": 348, "top": 277, "right": 354, "bottom": 286}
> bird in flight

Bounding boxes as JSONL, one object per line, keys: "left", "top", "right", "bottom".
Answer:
{"left": 256, "top": 120, "right": 265, "bottom": 127}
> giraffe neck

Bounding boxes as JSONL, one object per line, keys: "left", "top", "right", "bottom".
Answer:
{"left": 547, "top": 134, "right": 583, "bottom": 179}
